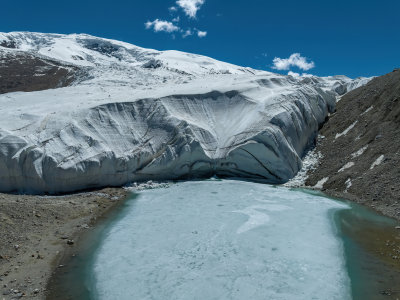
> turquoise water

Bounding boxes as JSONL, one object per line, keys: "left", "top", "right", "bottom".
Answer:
{"left": 48, "top": 179, "right": 400, "bottom": 299}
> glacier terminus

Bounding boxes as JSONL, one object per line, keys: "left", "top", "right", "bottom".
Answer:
{"left": 0, "top": 32, "right": 370, "bottom": 193}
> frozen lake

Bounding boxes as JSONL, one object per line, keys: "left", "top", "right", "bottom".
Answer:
{"left": 90, "top": 180, "right": 351, "bottom": 300}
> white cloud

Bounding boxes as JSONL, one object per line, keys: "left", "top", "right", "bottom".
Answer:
{"left": 287, "top": 71, "right": 315, "bottom": 78}
{"left": 176, "top": 0, "right": 205, "bottom": 18}
{"left": 145, "top": 2, "right": 207, "bottom": 39}
{"left": 197, "top": 30, "right": 207, "bottom": 38}
{"left": 288, "top": 71, "right": 300, "bottom": 77}
{"left": 182, "top": 29, "right": 193, "bottom": 38}
{"left": 145, "top": 19, "right": 180, "bottom": 33}
{"left": 272, "top": 53, "right": 315, "bottom": 71}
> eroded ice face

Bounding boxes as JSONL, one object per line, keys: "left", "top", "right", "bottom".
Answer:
{"left": 92, "top": 180, "right": 351, "bottom": 300}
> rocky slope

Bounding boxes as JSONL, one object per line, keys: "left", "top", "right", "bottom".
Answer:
{"left": 306, "top": 69, "right": 400, "bottom": 219}
{"left": 0, "top": 52, "right": 76, "bottom": 94}
{"left": 0, "top": 32, "right": 370, "bottom": 194}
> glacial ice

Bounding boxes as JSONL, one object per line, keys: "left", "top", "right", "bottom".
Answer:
{"left": 0, "top": 32, "right": 371, "bottom": 193}
{"left": 91, "top": 180, "right": 351, "bottom": 300}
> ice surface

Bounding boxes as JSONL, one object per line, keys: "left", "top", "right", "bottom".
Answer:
{"left": 92, "top": 180, "right": 350, "bottom": 300}
{"left": 0, "top": 32, "right": 372, "bottom": 193}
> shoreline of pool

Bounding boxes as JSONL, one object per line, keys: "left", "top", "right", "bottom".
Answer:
{"left": 46, "top": 181, "right": 400, "bottom": 300}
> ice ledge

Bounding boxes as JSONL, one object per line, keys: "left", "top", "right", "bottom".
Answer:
{"left": 0, "top": 86, "right": 335, "bottom": 194}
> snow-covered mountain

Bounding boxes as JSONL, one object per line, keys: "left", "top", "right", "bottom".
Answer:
{"left": 0, "top": 32, "right": 371, "bottom": 193}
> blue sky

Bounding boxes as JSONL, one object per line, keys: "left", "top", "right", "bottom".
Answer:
{"left": 1, "top": 0, "right": 399, "bottom": 77}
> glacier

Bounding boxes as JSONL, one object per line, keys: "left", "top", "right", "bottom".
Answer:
{"left": 0, "top": 32, "right": 371, "bottom": 193}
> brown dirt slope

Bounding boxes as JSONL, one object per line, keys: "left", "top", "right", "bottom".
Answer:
{"left": 306, "top": 69, "right": 400, "bottom": 220}
{"left": 0, "top": 188, "right": 128, "bottom": 299}
{"left": 0, "top": 51, "right": 77, "bottom": 94}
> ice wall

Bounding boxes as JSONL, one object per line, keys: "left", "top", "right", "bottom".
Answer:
{"left": 0, "top": 32, "right": 370, "bottom": 193}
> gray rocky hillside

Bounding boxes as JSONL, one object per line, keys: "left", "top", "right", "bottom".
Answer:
{"left": 306, "top": 69, "right": 400, "bottom": 219}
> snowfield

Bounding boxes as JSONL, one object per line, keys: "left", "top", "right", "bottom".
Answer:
{"left": 0, "top": 32, "right": 371, "bottom": 193}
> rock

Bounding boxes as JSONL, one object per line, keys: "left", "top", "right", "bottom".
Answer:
{"left": 33, "top": 288, "right": 39, "bottom": 294}
{"left": 14, "top": 244, "right": 19, "bottom": 250}
{"left": 67, "top": 240, "right": 74, "bottom": 245}
{"left": 380, "top": 290, "right": 392, "bottom": 296}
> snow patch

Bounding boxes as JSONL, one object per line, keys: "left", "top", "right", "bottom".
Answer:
{"left": 351, "top": 145, "right": 368, "bottom": 158}
{"left": 361, "top": 106, "right": 373, "bottom": 116}
{"left": 338, "top": 162, "right": 355, "bottom": 172}
{"left": 370, "top": 155, "right": 384, "bottom": 170}
{"left": 335, "top": 121, "right": 358, "bottom": 139}
{"left": 345, "top": 178, "right": 352, "bottom": 191}
{"left": 314, "top": 177, "right": 329, "bottom": 189}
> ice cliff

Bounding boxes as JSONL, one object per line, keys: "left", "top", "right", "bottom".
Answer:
{"left": 0, "top": 32, "right": 370, "bottom": 193}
